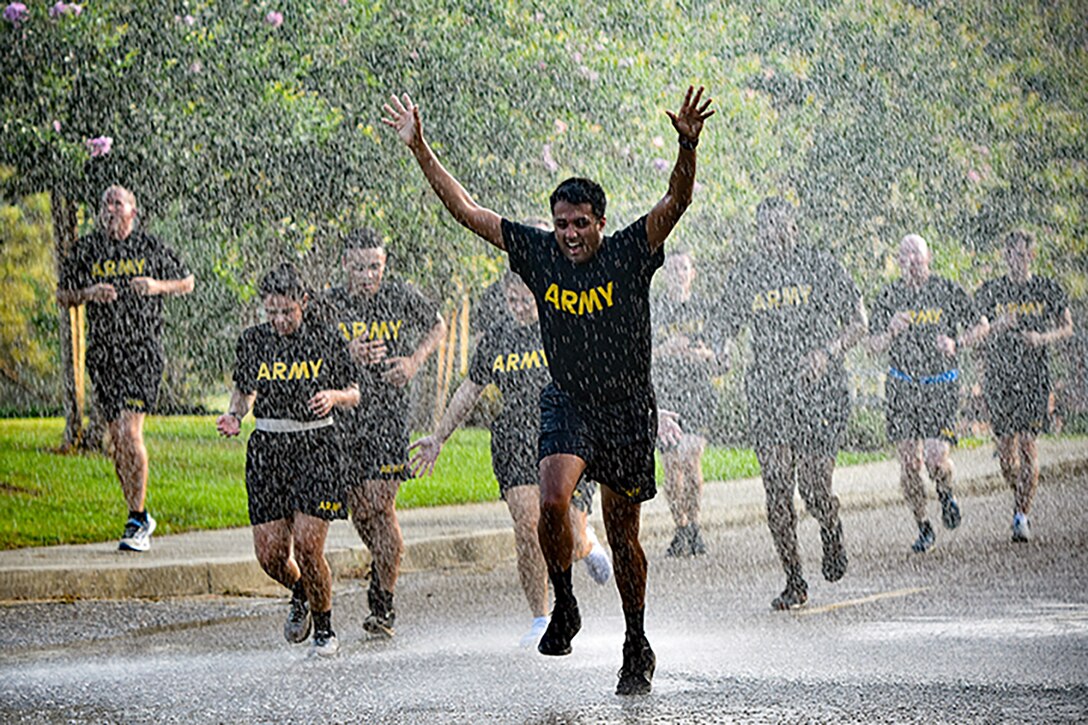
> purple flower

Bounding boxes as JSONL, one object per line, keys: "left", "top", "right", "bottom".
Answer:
{"left": 3, "top": 3, "right": 29, "bottom": 25}
{"left": 183, "top": 14, "right": 196, "bottom": 26}
{"left": 86, "top": 136, "right": 113, "bottom": 158}
{"left": 967, "top": 169, "right": 981, "bottom": 183}
{"left": 49, "top": 2, "right": 82, "bottom": 18}
{"left": 265, "top": 11, "right": 283, "bottom": 28}
{"left": 52, "top": 119, "right": 62, "bottom": 132}
{"left": 542, "top": 144, "right": 559, "bottom": 172}
{"left": 652, "top": 158, "right": 669, "bottom": 172}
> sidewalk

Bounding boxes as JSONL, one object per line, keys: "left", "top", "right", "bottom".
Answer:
{"left": 1, "top": 439, "right": 1084, "bottom": 601}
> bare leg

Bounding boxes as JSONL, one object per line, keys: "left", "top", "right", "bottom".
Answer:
{"left": 996, "top": 434, "right": 1020, "bottom": 496}
{"left": 896, "top": 439, "right": 927, "bottom": 523}
{"left": 756, "top": 445, "right": 801, "bottom": 580}
{"left": 349, "top": 480, "right": 404, "bottom": 593}
{"left": 292, "top": 513, "right": 332, "bottom": 613}
{"left": 661, "top": 448, "right": 689, "bottom": 528}
{"left": 679, "top": 434, "right": 707, "bottom": 526}
{"left": 796, "top": 454, "right": 839, "bottom": 530}
{"left": 109, "top": 411, "right": 148, "bottom": 512}
{"left": 505, "top": 486, "right": 548, "bottom": 618}
{"left": 924, "top": 439, "right": 954, "bottom": 497}
{"left": 537, "top": 454, "right": 584, "bottom": 576}
{"left": 601, "top": 486, "right": 646, "bottom": 614}
{"left": 252, "top": 518, "right": 299, "bottom": 589}
{"left": 1016, "top": 434, "right": 1040, "bottom": 515}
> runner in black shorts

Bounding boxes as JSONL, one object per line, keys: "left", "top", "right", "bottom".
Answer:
{"left": 383, "top": 85, "right": 713, "bottom": 695}
{"left": 409, "top": 270, "right": 613, "bottom": 649}
{"left": 975, "top": 230, "right": 1073, "bottom": 542}
{"left": 715, "top": 197, "right": 867, "bottom": 611}
{"left": 868, "top": 234, "right": 989, "bottom": 553}
{"left": 217, "top": 262, "right": 359, "bottom": 658}
{"left": 57, "top": 185, "right": 194, "bottom": 553}
{"left": 652, "top": 249, "right": 723, "bottom": 557}
{"left": 315, "top": 228, "right": 446, "bottom": 639}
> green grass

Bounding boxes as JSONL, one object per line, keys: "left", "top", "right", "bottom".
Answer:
{"left": 0, "top": 416, "right": 990, "bottom": 550}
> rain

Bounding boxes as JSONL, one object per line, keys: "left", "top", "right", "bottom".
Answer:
{"left": 1, "top": 0, "right": 1087, "bottom": 722}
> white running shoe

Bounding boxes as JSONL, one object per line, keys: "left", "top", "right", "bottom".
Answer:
{"left": 583, "top": 528, "right": 613, "bottom": 585}
{"left": 312, "top": 630, "right": 340, "bottom": 658}
{"left": 118, "top": 513, "right": 156, "bottom": 552}
{"left": 519, "top": 616, "right": 549, "bottom": 648}
{"left": 1012, "top": 513, "right": 1031, "bottom": 543}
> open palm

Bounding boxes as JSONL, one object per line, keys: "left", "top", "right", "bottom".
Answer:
{"left": 381, "top": 93, "right": 422, "bottom": 146}
{"left": 667, "top": 85, "right": 714, "bottom": 141}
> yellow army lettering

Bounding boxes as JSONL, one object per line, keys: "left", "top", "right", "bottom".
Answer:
{"left": 317, "top": 500, "right": 342, "bottom": 512}
{"left": 92, "top": 258, "right": 147, "bottom": 277}
{"left": 907, "top": 308, "right": 943, "bottom": 325}
{"left": 256, "top": 358, "right": 325, "bottom": 381}
{"left": 994, "top": 301, "right": 1044, "bottom": 318}
{"left": 543, "top": 282, "right": 615, "bottom": 316}
{"left": 751, "top": 285, "right": 813, "bottom": 312}
{"left": 492, "top": 349, "right": 549, "bottom": 373}
{"left": 338, "top": 319, "right": 404, "bottom": 341}
{"left": 379, "top": 463, "right": 407, "bottom": 475}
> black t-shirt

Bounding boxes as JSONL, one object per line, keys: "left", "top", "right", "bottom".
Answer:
{"left": 315, "top": 279, "right": 441, "bottom": 419}
{"left": 470, "top": 280, "right": 512, "bottom": 336}
{"left": 870, "top": 276, "right": 978, "bottom": 377}
{"left": 232, "top": 321, "right": 356, "bottom": 421}
{"left": 975, "top": 275, "right": 1068, "bottom": 382}
{"left": 502, "top": 216, "right": 663, "bottom": 404}
{"left": 58, "top": 230, "right": 190, "bottom": 351}
{"left": 652, "top": 293, "right": 718, "bottom": 395}
{"left": 718, "top": 246, "right": 860, "bottom": 383}
{"left": 469, "top": 320, "right": 550, "bottom": 442}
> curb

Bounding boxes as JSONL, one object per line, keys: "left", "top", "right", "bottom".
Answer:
{"left": 1, "top": 458, "right": 1084, "bottom": 602}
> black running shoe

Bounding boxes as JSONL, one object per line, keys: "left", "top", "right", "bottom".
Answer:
{"left": 665, "top": 526, "right": 691, "bottom": 558}
{"left": 537, "top": 599, "right": 581, "bottom": 656}
{"left": 364, "top": 584, "right": 396, "bottom": 638}
{"left": 616, "top": 635, "right": 656, "bottom": 696}
{"left": 911, "top": 520, "right": 936, "bottom": 553}
{"left": 283, "top": 593, "right": 312, "bottom": 644}
{"left": 820, "top": 522, "right": 848, "bottom": 583}
{"left": 688, "top": 523, "right": 708, "bottom": 556}
{"left": 771, "top": 578, "right": 808, "bottom": 611}
{"left": 938, "top": 490, "right": 962, "bottom": 530}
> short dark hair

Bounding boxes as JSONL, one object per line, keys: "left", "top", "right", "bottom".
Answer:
{"left": 1002, "top": 229, "right": 1035, "bottom": 250}
{"left": 342, "top": 227, "right": 384, "bottom": 254}
{"left": 550, "top": 177, "right": 606, "bottom": 220}
{"left": 258, "top": 262, "right": 309, "bottom": 302}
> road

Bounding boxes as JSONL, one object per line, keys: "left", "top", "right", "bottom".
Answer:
{"left": 1, "top": 474, "right": 1086, "bottom": 723}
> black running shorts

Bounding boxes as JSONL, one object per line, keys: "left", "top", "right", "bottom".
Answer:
{"left": 245, "top": 428, "right": 348, "bottom": 525}
{"left": 490, "top": 427, "right": 596, "bottom": 512}
{"left": 885, "top": 377, "right": 959, "bottom": 444}
{"left": 745, "top": 370, "right": 850, "bottom": 457}
{"left": 343, "top": 417, "right": 411, "bottom": 481}
{"left": 538, "top": 383, "right": 657, "bottom": 504}
{"left": 985, "top": 373, "right": 1049, "bottom": 437}
{"left": 87, "top": 342, "right": 164, "bottom": 421}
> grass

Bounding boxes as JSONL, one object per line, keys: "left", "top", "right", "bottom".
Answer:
{"left": 0, "top": 416, "right": 989, "bottom": 550}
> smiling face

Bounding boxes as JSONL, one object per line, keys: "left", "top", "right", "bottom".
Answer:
{"left": 263, "top": 294, "right": 306, "bottom": 336}
{"left": 343, "top": 247, "right": 387, "bottom": 297}
{"left": 98, "top": 186, "right": 137, "bottom": 241}
{"left": 552, "top": 200, "right": 606, "bottom": 264}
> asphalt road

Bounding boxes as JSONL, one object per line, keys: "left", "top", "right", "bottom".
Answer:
{"left": 1, "top": 473, "right": 1086, "bottom": 723}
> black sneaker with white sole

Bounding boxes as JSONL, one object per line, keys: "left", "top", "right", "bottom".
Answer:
{"left": 284, "top": 594, "right": 312, "bottom": 644}
{"left": 771, "top": 577, "right": 808, "bottom": 611}
{"left": 537, "top": 599, "right": 581, "bottom": 656}
{"left": 938, "top": 490, "right": 962, "bottom": 529}
{"left": 616, "top": 635, "right": 656, "bottom": 696}
{"left": 312, "top": 629, "right": 339, "bottom": 658}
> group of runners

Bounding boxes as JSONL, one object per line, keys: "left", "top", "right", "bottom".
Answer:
{"left": 57, "top": 83, "right": 1074, "bottom": 696}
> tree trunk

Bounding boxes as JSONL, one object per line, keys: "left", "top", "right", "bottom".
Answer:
{"left": 51, "top": 192, "right": 83, "bottom": 452}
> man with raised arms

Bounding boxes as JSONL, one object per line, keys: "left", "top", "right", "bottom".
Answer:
{"left": 382, "top": 86, "right": 713, "bottom": 695}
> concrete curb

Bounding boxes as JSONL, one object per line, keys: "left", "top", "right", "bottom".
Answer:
{"left": 1, "top": 456, "right": 1084, "bottom": 602}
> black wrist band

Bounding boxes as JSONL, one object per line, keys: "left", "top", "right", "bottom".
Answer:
{"left": 678, "top": 135, "right": 698, "bottom": 150}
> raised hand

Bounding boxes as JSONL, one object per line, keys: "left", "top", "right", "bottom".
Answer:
{"left": 666, "top": 85, "right": 715, "bottom": 145}
{"left": 381, "top": 93, "right": 422, "bottom": 147}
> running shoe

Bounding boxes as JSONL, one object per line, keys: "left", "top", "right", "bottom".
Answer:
{"left": 911, "top": 520, "right": 936, "bottom": 553}
{"left": 820, "top": 522, "right": 848, "bottom": 583}
{"left": 665, "top": 526, "right": 691, "bottom": 558}
{"left": 283, "top": 593, "right": 312, "bottom": 644}
{"left": 1011, "top": 513, "right": 1031, "bottom": 543}
{"left": 616, "top": 635, "right": 656, "bottom": 696}
{"left": 364, "top": 579, "right": 396, "bottom": 638}
{"left": 770, "top": 578, "right": 808, "bottom": 611}
{"left": 519, "top": 616, "right": 549, "bottom": 649}
{"left": 688, "top": 523, "right": 708, "bottom": 556}
{"left": 583, "top": 531, "right": 613, "bottom": 585}
{"left": 312, "top": 629, "right": 339, "bottom": 658}
{"left": 118, "top": 513, "right": 156, "bottom": 552}
{"left": 537, "top": 598, "right": 581, "bottom": 656}
{"left": 938, "top": 490, "right": 962, "bottom": 530}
